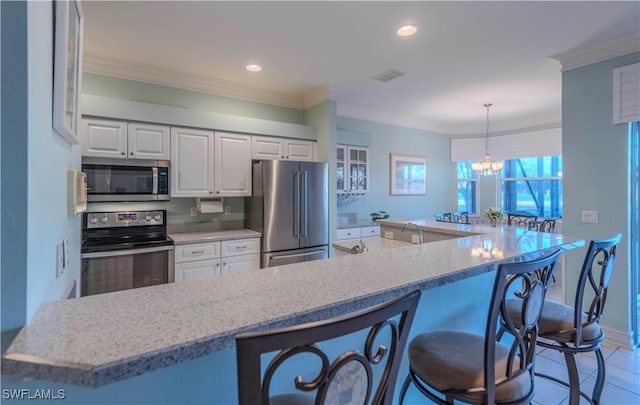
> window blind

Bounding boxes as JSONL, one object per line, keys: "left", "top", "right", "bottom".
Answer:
{"left": 613, "top": 62, "right": 640, "bottom": 124}
{"left": 451, "top": 127, "right": 561, "bottom": 162}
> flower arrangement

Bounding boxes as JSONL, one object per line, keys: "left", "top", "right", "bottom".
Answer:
{"left": 483, "top": 207, "right": 503, "bottom": 226}
{"left": 370, "top": 211, "right": 389, "bottom": 221}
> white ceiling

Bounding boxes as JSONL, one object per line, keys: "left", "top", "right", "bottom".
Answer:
{"left": 81, "top": 1, "right": 640, "bottom": 135}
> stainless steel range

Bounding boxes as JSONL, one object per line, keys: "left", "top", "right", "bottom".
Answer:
{"left": 81, "top": 210, "right": 174, "bottom": 297}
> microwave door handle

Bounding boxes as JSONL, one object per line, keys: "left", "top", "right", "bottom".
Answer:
{"left": 152, "top": 167, "right": 158, "bottom": 195}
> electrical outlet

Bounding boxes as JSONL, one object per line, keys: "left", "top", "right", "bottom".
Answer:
{"left": 190, "top": 207, "right": 198, "bottom": 216}
{"left": 384, "top": 231, "right": 394, "bottom": 240}
{"left": 411, "top": 235, "right": 420, "bottom": 244}
{"left": 56, "top": 242, "right": 64, "bottom": 277}
{"left": 582, "top": 210, "right": 599, "bottom": 223}
{"left": 224, "top": 206, "right": 231, "bottom": 215}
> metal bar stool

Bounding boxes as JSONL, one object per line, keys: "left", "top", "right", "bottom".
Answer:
{"left": 399, "top": 250, "right": 562, "bottom": 404}
{"left": 527, "top": 219, "right": 557, "bottom": 233}
{"left": 236, "top": 290, "right": 421, "bottom": 405}
{"left": 506, "top": 234, "right": 622, "bottom": 405}
{"left": 435, "top": 212, "right": 453, "bottom": 222}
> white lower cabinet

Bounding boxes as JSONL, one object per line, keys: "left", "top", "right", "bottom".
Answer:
{"left": 336, "top": 225, "right": 380, "bottom": 241}
{"left": 174, "top": 238, "right": 260, "bottom": 282}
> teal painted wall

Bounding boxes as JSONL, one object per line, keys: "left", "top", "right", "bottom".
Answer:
{"left": 562, "top": 52, "right": 639, "bottom": 338}
{"left": 1, "top": 0, "right": 28, "bottom": 335}
{"left": 0, "top": 0, "right": 81, "bottom": 331}
{"left": 336, "top": 116, "right": 456, "bottom": 221}
{"left": 304, "top": 100, "right": 338, "bottom": 251}
{"left": 83, "top": 73, "right": 306, "bottom": 125}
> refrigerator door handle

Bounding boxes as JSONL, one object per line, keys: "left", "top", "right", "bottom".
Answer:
{"left": 302, "top": 171, "right": 308, "bottom": 237}
{"left": 269, "top": 249, "right": 326, "bottom": 261}
{"left": 293, "top": 171, "right": 300, "bottom": 238}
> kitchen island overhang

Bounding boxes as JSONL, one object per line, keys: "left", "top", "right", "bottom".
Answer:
{"left": 1, "top": 221, "right": 584, "bottom": 388}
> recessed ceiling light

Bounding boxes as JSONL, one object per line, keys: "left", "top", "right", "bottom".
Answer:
{"left": 246, "top": 64, "right": 262, "bottom": 72}
{"left": 397, "top": 25, "right": 418, "bottom": 37}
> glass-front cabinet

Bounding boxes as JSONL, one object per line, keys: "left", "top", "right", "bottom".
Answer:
{"left": 337, "top": 144, "right": 369, "bottom": 194}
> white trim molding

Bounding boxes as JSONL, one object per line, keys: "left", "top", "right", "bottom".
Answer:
{"left": 550, "top": 32, "right": 640, "bottom": 72}
{"left": 602, "top": 326, "right": 634, "bottom": 350}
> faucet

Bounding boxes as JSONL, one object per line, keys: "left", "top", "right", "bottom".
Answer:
{"left": 359, "top": 239, "right": 369, "bottom": 253}
{"left": 402, "top": 222, "right": 424, "bottom": 244}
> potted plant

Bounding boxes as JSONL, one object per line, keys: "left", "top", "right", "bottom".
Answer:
{"left": 370, "top": 211, "right": 390, "bottom": 221}
{"left": 483, "top": 207, "right": 503, "bottom": 227}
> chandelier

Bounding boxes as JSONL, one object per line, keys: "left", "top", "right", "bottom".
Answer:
{"left": 472, "top": 103, "right": 503, "bottom": 176}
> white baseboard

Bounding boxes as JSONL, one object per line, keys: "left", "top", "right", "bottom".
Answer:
{"left": 602, "top": 326, "right": 634, "bottom": 349}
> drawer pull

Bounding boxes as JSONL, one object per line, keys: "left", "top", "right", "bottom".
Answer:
{"left": 191, "top": 250, "right": 205, "bottom": 254}
{"left": 235, "top": 246, "right": 248, "bottom": 250}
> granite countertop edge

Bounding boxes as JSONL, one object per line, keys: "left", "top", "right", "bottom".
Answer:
{"left": 169, "top": 229, "right": 262, "bottom": 245}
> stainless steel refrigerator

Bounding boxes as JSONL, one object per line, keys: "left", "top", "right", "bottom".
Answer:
{"left": 245, "top": 160, "right": 329, "bottom": 268}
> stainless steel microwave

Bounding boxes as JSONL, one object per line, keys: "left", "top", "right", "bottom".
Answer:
{"left": 82, "top": 158, "right": 170, "bottom": 202}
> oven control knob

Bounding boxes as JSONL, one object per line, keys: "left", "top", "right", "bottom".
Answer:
{"left": 145, "top": 215, "right": 152, "bottom": 221}
{"left": 154, "top": 214, "right": 161, "bottom": 221}
{"left": 100, "top": 217, "right": 109, "bottom": 224}
{"left": 89, "top": 217, "right": 98, "bottom": 224}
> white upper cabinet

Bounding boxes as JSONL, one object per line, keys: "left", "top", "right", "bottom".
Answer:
{"left": 171, "top": 127, "right": 215, "bottom": 197}
{"left": 285, "top": 139, "right": 314, "bottom": 161}
{"left": 337, "top": 144, "right": 369, "bottom": 194}
{"left": 80, "top": 118, "right": 169, "bottom": 160}
{"left": 214, "top": 132, "right": 252, "bottom": 197}
{"left": 127, "top": 122, "right": 170, "bottom": 160}
{"left": 80, "top": 118, "right": 128, "bottom": 158}
{"left": 252, "top": 136, "right": 314, "bottom": 161}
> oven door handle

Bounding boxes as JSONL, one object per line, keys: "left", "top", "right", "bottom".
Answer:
{"left": 81, "top": 245, "right": 174, "bottom": 259}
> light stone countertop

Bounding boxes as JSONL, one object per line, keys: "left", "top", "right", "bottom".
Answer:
{"left": 333, "top": 237, "right": 411, "bottom": 253}
{"left": 169, "top": 229, "right": 262, "bottom": 245}
{"left": 1, "top": 221, "right": 584, "bottom": 387}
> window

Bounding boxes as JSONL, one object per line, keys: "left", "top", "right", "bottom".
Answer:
{"left": 457, "top": 162, "right": 477, "bottom": 214}
{"left": 501, "top": 156, "right": 563, "bottom": 218}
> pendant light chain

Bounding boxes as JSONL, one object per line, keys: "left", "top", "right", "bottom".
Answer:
{"left": 471, "top": 102, "right": 503, "bottom": 176}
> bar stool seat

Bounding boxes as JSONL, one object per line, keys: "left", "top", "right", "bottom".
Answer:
{"left": 505, "top": 300, "right": 602, "bottom": 343}
{"left": 408, "top": 331, "right": 531, "bottom": 403}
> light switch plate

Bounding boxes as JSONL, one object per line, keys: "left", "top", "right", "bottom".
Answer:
{"left": 582, "top": 210, "right": 599, "bottom": 223}
{"left": 190, "top": 207, "right": 198, "bottom": 216}
{"left": 384, "top": 231, "right": 394, "bottom": 239}
{"left": 56, "top": 242, "right": 64, "bottom": 277}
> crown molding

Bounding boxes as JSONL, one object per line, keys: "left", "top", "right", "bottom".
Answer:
{"left": 83, "top": 54, "right": 307, "bottom": 109}
{"left": 550, "top": 32, "right": 640, "bottom": 72}
{"left": 302, "top": 84, "right": 331, "bottom": 108}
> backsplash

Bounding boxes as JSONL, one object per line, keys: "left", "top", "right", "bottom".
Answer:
{"left": 86, "top": 197, "right": 245, "bottom": 226}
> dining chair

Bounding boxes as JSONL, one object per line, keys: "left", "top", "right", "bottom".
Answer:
{"left": 453, "top": 211, "right": 470, "bottom": 224}
{"left": 527, "top": 219, "right": 557, "bottom": 233}
{"left": 507, "top": 213, "right": 539, "bottom": 228}
{"left": 236, "top": 290, "right": 421, "bottom": 405}
{"left": 399, "top": 249, "right": 562, "bottom": 404}
{"left": 506, "top": 234, "right": 622, "bottom": 405}
{"left": 435, "top": 212, "right": 453, "bottom": 222}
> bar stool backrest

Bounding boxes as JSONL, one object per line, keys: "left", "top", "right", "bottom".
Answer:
{"left": 570, "top": 234, "right": 622, "bottom": 346}
{"left": 485, "top": 250, "right": 561, "bottom": 404}
{"left": 236, "top": 290, "right": 421, "bottom": 405}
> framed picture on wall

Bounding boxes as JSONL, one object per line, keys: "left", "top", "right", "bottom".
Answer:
{"left": 53, "top": 0, "right": 84, "bottom": 145}
{"left": 390, "top": 153, "right": 427, "bottom": 195}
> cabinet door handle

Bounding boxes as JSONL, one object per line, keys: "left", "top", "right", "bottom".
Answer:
{"left": 121, "top": 152, "right": 126, "bottom": 156}
{"left": 130, "top": 152, "right": 134, "bottom": 156}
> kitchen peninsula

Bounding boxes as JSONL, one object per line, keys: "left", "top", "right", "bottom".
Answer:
{"left": 1, "top": 220, "right": 584, "bottom": 403}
